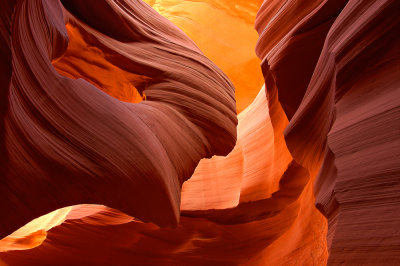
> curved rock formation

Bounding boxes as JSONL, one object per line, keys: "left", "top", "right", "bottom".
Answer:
{"left": 256, "top": 0, "right": 400, "bottom": 264}
{"left": 1, "top": 0, "right": 399, "bottom": 264}
{"left": 0, "top": 87, "right": 327, "bottom": 265}
{"left": 142, "top": 0, "right": 265, "bottom": 113}
{"left": 0, "top": 0, "right": 237, "bottom": 240}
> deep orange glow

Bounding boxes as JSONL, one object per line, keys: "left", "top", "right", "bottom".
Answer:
{"left": 53, "top": 23, "right": 147, "bottom": 103}
{"left": 144, "top": 0, "right": 265, "bottom": 113}
{"left": 0, "top": 207, "right": 71, "bottom": 252}
{"left": 1, "top": 0, "right": 327, "bottom": 263}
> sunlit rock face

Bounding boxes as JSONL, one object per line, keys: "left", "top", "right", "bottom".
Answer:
{"left": 1, "top": 0, "right": 399, "bottom": 265}
{"left": 143, "top": 0, "right": 265, "bottom": 113}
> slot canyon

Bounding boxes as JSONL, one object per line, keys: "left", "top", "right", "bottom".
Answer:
{"left": 0, "top": 0, "right": 399, "bottom": 265}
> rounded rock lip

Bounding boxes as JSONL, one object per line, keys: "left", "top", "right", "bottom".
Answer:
{"left": 0, "top": 0, "right": 237, "bottom": 241}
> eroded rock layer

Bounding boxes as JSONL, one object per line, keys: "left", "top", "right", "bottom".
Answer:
{"left": 256, "top": 0, "right": 400, "bottom": 264}
{"left": 0, "top": 0, "right": 237, "bottom": 240}
{"left": 142, "top": 0, "right": 265, "bottom": 113}
{"left": 1, "top": 0, "right": 399, "bottom": 265}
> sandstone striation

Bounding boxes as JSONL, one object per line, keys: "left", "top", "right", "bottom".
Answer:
{"left": 1, "top": 0, "right": 399, "bottom": 264}
{"left": 0, "top": 0, "right": 237, "bottom": 242}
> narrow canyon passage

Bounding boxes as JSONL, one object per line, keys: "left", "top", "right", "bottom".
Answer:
{"left": 0, "top": 0, "right": 399, "bottom": 265}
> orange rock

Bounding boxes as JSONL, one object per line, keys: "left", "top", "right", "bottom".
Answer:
{"left": 1, "top": 0, "right": 399, "bottom": 264}
{"left": 143, "top": 0, "right": 265, "bottom": 113}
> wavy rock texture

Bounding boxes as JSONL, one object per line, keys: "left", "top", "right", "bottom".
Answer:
{"left": 143, "top": 0, "right": 265, "bottom": 113}
{"left": 0, "top": 0, "right": 236, "bottom": 242}
{"left": 1, "top": 0, "right": 399, "bottom": 265}
{"left": 256, "top": 0, "right": 400, "bottom": 264}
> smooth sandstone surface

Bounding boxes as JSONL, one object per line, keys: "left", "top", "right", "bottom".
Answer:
{"left": 0, "top": 0, "right": 399, "bottom": 265}
{"left": 143, "top": 0, "right": 265, "bottom": 113}
{"left": 0, "top": 0, "right": 237, "bottom": 245}
{"left": 256, "top": 0, "right": 400, "bottom": 264}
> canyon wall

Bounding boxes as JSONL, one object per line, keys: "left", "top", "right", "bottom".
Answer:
{"left": 1, "top": 0, "right": 399, "bottom": 265}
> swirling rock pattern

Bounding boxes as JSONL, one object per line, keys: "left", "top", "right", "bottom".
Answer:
{"left": 257, "top": 0, "right": 400, "bottom": 264}
{"left": 0, "top": 0, "right": 236, "bottom": 240}
{"left": 1, "top": 0, "right": 399, "bottom": 265}
{"left": 141, "top": 0, "right": 265, "bottom": 113}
